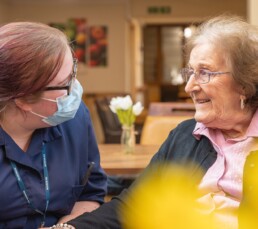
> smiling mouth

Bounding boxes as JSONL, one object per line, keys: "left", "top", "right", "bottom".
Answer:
{"left": 195, "top": 99, "right": 210, "bottom": 104}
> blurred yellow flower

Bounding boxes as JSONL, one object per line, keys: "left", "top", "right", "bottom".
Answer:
{"left": 238, "top": 150, "right": 258, "bottom": 229}
{"left": 120, "top": 164, "right": 217, "bottom": 229}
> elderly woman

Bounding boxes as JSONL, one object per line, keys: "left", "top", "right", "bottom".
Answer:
{"left": 54, "top": 15, "right": 258, "bottom": 229}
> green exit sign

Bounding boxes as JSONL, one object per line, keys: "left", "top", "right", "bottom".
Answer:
{"left": 147, "top": 6, "right": 171, "bottom": 14}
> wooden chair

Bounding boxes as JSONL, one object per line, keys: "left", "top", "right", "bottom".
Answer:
{"left": 140, "top": 115, "right": 192, "bottom": 145}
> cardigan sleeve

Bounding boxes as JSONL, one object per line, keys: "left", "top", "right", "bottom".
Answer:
{"left": 68, "top": 194, "right": 125, "bottom": 229}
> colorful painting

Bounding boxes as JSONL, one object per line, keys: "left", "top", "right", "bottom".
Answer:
{"left": 89, "top": 26, "right": 108, "bottom": 67}
{"left": 50, "top": 20, "right": 108, "bottom": 67}
{"left": 50, "top": 19, "right": 88, "bottom": 63}
{"left": 68, "top": 18, "right": 88, "bottom": 63}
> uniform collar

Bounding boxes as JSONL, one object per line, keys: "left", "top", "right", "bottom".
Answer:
{"left": 0, "top": 125, "right": 62, "bottom": 146}
{"left": 41, "top": 125, "right": 63, "bottom": 143}
{"left": 0, "top": 126, "right": 62, "bottom": 165}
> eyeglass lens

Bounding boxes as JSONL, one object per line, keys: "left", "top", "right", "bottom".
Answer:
{"left": 43, "top": 58, "right": 78, "bottom": 95}
{"left": 181, "top": 68, "right": 209, "bottom": 84}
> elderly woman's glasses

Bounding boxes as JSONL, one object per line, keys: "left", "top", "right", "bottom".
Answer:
{"left": 181, "top": 68, "right": 230, "bottom": 84}
{"left": 44, "top": 58, "right": 78, "bottom": 95}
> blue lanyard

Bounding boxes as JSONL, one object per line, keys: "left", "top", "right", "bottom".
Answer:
{"left": 10, "top": 143, "right": 50, "bottom": 227}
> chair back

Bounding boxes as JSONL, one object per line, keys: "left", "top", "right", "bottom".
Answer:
{"left": 140, "top": 115, "right": 192, "bottom": 145}
{"left": 95, "top": 97, "right": 122, "bottom": 143}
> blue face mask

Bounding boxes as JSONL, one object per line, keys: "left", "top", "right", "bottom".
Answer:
{"left": 30, "top": 79, "right": 83, "bottom": 126}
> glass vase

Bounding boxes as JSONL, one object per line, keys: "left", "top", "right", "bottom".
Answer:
{"left": 121, "top": 125, "right": 136, "bottom": 154}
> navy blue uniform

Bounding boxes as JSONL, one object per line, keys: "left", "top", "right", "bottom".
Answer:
{"left": 0, "top": 102, "right": 107, "bottom": 228}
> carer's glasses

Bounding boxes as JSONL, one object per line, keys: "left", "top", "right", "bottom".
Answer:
{"left": 44, "top": 58, "right": 78, "bottom": 95}
{"left": 180, "top": 68, "right": 230, "bottom": 84}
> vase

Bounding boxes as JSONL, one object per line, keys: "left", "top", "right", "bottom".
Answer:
{"left": 121, "top": 125, "right": 136, "bottom": 153}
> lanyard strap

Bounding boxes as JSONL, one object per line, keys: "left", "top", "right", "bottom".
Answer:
{"left": 10, "top": 143, "right": 50, "bottom": 227}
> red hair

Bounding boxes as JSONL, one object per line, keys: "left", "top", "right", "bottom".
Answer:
{"left": 0, "top": 22, "right": 71, "bottom": 107}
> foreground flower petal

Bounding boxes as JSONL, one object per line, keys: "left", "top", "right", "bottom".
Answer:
{"left": 120, "top": 164, "right": 217, "bottom": 229}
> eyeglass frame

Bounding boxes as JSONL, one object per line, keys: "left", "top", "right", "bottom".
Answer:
{"left": 180, "top": 67, "right": 231, "bottom": 84}
{"left": 44, "top": 58, "right": 78, "bottom": 95}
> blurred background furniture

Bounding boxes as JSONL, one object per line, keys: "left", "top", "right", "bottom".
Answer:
{"left": 95, "top": 96, "right": 144, "bottom": 196}
{"left": 98, "top": 144, "right": 160, "bottom": 175}
{"left": 140, "top": 115, "right": 193, "bottom": 145}
{"left": 148, "top": 102, "right": 195, "bottom": 116}
{"left": 140, "top": 102, "right": 195, "bottom": 145}
{"left": 95, "top": 97, "right": 121, "bottom": 143}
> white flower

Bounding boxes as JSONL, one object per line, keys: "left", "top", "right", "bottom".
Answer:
{"left": 132, "top": 102, "right": 144, "bottom": 116}
{"left": 109, "top": 96, "right": 124, "bottom": 113}
{"left": 109, "top": 95, "right": 144, "bottom": 127}
{"left": 109, "top": 95, "right": 133, "bottom": 111}
{"left": 120, "top": 95, "right": 133, "bottom": 110}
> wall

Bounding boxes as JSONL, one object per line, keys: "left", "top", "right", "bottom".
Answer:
{"left": 131, "top": 0, "right": 246, "bottom": 23}
{"left": 0, "top": 2, "right": 7, "bottom": 23}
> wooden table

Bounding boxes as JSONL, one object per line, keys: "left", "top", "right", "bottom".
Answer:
{"left": 98, "top": 144, "right": 160, "bottom": 175}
